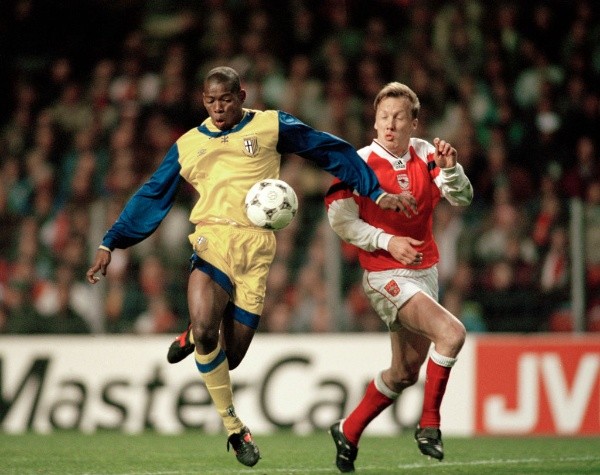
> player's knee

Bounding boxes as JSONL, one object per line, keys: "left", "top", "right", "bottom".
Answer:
{"left": 448, "top": 319, "right": 466, "bottom": 351}
{"left": 191, "top": 321, "right": 219, "bottom": 350}
{"left": 437, "top": 317, "right": 466, "bottom": 356}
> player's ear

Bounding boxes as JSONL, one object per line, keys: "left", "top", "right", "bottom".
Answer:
{"left": 238, "top": 89, "right": 247, "bottom": 103}
{"left": 412, "top": 118, "right": 418, "bottom": 131}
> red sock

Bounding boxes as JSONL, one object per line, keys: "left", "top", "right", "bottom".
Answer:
{"left": 343, "top": 380, "right": 394, "bottom": 446}
{"left": 419, "top": 358, "right": 452, "bottom": 428}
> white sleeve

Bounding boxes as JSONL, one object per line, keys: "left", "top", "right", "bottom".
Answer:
{"left": 434, "top": 162, "right": 473, "bottom": 206}
{"left": 327, "top": 196, "right": 393, "bottom": 252}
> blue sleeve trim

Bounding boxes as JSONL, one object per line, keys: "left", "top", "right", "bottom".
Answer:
{"left": 276, "top": 111, "right": 383, "bottom": 202}
{"left": 195, "top": 348, "right": 227, "bottom": 373}
{"left": 102, "top": 144, "right": 182, "bottom": 249}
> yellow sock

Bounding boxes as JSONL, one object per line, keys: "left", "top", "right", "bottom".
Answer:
{"left": 195, "top": 345, "right": 243, "bottom": 435}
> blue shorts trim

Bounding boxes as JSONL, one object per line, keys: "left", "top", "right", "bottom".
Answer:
{"left": 189, "top": 254, "right": 259, "bottom": 330}
{"left": 189, "top": 253, "right": 233, "bottom": 296}
{"left": 232, "top": 306, "right": 260, "bottom": 330}
{"left": 195, "top": 348, "right": 227, "bottom": 373}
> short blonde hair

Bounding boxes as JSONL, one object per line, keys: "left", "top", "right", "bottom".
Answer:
{"left": 374, "top": 82, "right": 420, "bottom": 119}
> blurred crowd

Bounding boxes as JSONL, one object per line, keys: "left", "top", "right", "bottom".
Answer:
{"left": 0, "top": 0, "right": 599, "bottom": 335}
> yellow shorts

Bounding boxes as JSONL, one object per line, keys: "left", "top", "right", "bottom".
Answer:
{"left": 188, "top": 224, "right": 276, "bottom": 324}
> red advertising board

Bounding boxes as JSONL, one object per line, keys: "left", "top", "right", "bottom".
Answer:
{"left": 475, "top": 335, "right": 600, "bottom": 435}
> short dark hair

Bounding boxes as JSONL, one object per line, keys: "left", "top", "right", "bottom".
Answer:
{"left": 204, "top": 66, "right": 241, "bottom": 93}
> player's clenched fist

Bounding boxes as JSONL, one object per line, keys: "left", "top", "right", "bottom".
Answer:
{"left": 377, "top": 192, "right": 418, "bottom": 218}
{"left": 433, "top": 137, "right": 457, "bottom": 169}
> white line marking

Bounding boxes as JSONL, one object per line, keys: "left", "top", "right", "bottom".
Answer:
{"left": 81, "top": 455, "right": 600, "bottom": 475}
{"left": 396, "top": 455, "right": 600, "bottom": 470}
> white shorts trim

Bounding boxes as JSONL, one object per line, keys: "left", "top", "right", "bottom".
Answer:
{"left": 362, "top": 266, "right": 439, "bottom": 331}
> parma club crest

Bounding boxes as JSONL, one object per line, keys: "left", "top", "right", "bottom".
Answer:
{"left": 242, "top": 135, "right": 260, "bottom": 157}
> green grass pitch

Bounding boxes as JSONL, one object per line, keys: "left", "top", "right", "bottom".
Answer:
{"left": 2, "top": 431, "right": 600, "bottom": 474}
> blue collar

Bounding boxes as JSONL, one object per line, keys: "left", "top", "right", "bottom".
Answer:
{"left": 197, "top": 111, "right": 255, "bottom": 137}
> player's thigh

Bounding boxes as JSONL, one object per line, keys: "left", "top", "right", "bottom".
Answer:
{"left": 188, "top": 268, "right": 230, "bottom": 334}
{"left": 398, "top": 291, "right": 460, "bottom": 343}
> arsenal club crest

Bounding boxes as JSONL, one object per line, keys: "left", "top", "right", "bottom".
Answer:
{"left": 397, "top": 174, "right": 410, "bottom": 190}
{"left": 384, "top": 279, "right": 401, "bottom": 296}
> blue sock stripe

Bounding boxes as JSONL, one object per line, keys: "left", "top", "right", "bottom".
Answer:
{"left": 195, "top": 348, "right": 227, "bottom": 373}
{"left": 233, "top": 306, "right": 260, "bottom": 330}
{"left": 189, "top": 253, "right": 233, "bottom": 295}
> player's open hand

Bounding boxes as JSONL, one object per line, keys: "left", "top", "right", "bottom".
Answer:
{"left": 387, "top": 236, "right": 424, "bottom": 265}
{"left": 378, "top": 192, "right": 418, "bottom": 218}
{"left": 86, "top": 248, "right": 111, "bottom": 284}
{"left": 433, "top": 137, "right": 457, "bottom": 169}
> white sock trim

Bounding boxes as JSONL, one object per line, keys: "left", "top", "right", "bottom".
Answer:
{"left": 374, "top": 371, "right": 400, "bottom": 400}
{"left": 430, "top": 348, "right": 457, "bottom": 368}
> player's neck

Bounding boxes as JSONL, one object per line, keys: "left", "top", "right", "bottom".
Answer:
{"left": 374, "top": 139, "right": 407, "bottom": 158}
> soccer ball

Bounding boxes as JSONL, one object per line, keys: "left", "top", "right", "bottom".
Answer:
{"left": 244, "top": 179, "right": 298, "bottom": 230}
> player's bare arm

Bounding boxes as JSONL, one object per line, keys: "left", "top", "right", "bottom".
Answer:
{"left": 377, "top": 192, "right": 418, "bottom": 218}
{"left": 387, "top": 235, "right": 424, "bottom": 265}
{"left": 433, "top": 137, "right": 457, "bottom": 169}
{"left": 86, "top": 248, "right": 111, "bottom": 284}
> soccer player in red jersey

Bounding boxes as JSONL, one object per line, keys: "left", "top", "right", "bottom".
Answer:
{"left": 325, "top": 82, "right": 473, "bottom": 472}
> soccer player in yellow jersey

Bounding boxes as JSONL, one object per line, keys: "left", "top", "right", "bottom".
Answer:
{"left": 86, "top": 66, "right": 414, "bottom": 467}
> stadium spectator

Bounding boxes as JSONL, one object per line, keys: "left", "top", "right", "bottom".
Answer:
{"left": 562, "top": 135, "right": 599, "bottom": 199}
{"left": 258, "top": 259, "right": 292, "bottom": 331}
{"left": 289, "top": 258, "right": 331, "bottom": 333}
{"left": 475, "top": 141, "right": 534, "bottom": 205}
{"left": 432, "top": 1, "right": 484, "bottom": 89}
{"left": 476, "top": 259, "right": 546, "bottom": 332}
{"left": 37, "top": 263, "right": 91, "bottom": 334}
{"left": 433, "top": 200, "right": 469, "bottom": 293}
{"left": 474, "top": 196, "right": 539, "bottom": 272}
{"left": 1, "top": 256, "right": 42, "bottom": 334}
{"left": 441, "top": 283, "right": 487, "bottom": 333}
{"left": 342, "top": 281, "right": 387, "bottom": 332}
{"left": 585, "top": 181, "right": 600, "bottom": 304}
{"left": 539, "top": 226, "right": 570, "bottom": 297}
{"left": 325, "top": 81, "right": 472, "bottom": 471}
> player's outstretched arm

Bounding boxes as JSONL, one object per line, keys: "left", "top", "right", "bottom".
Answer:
{"left": 377, "top": 192, "right": 418, "bottom": 218}
{"left": 86, "top": 248, "right": 111, "bottom": 284}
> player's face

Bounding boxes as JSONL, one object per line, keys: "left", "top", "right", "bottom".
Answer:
{"left": 203, "top": 80, "right": 246, "bottom": 130}
{"left": 374, "top": 97, "right": 417, "bottom": 155}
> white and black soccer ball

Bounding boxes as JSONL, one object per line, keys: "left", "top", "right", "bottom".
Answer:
{"left": 244, "top": 179, "right": 298, "bottom": 230}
